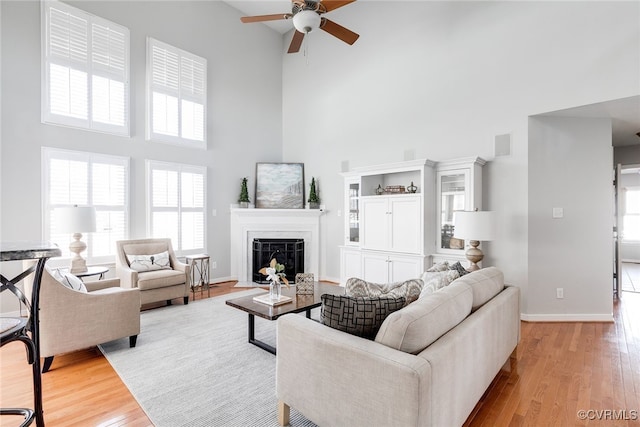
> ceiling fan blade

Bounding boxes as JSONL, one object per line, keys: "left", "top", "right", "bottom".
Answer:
{"left": 288, "top": 31, "right": 305, "bottom": 53}
{"left": 240, "top": 14, "right": 290, "bottom": 23}
{"left": 321, "top": 1, "right": 356, "bottom": 12}
{"left": 320, "top": 18, "right": 359, "bottom": 45}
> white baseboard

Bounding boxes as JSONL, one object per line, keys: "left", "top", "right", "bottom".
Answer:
{"left": 521, "top": 313, "right": 614, "bottom": 322}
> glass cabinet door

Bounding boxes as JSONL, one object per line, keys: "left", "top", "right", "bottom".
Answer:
{"left": 348, "top": 182, "right": 360, "bottom": 244}
{"left": 438, "top": 171, "right": 469, "bottom": 252}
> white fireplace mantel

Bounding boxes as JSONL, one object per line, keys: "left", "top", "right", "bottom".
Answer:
{"left": 230, "top": 208, "right": 324, "bottom": 283}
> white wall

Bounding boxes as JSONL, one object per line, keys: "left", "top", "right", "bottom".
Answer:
{"left": 0, "top": 0, "right": 283, "bottom": 312}
{"left": 281, "top": 1, "right": 639, "bottom": 317}
{"left": 615, "top": 145, "right": 640, "bottom": 166}
{"left": 528, "top": 117, "right": 613, "bottom": 320}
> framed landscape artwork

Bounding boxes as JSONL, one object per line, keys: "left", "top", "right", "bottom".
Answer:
{"left": 255, "top": 163, "right": 305, "bottom": 209}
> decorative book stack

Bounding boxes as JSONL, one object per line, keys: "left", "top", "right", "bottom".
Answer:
{"left": 253, "top": 293, "right": 292, "bottom": 306}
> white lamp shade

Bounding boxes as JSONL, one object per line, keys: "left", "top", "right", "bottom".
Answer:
{"left": 293, "top": 9, "right": 321, "bottom": 33}
{"left": 453, "top": 211, "right": 495, "bottom": 242}
{"left": 55, "top": 206, "right": 97, "bottom": 234}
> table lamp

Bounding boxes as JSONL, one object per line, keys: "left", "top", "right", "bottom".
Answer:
{"left": 453, "top": 210, "right": 495, "bottom": 271}
{"left": 55, "top": 205, "right": 96, "bottom": 273}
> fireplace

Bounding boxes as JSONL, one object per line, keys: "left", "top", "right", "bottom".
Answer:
{"left": 252, "top": 238, "right": 304, "bottom": 284}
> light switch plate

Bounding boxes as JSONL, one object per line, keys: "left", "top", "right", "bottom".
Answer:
{"left": 552, "top": 207, "right": 563, "bottom": 219}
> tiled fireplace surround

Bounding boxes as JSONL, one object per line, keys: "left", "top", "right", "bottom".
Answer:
{"left": 230, "top": 208, "right": 323, "bottom": 285}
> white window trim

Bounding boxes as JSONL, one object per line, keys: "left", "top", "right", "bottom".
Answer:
{"left": 146, "top": 160, "right": 207, "bottom": 256}
{"left": 42, "top": 147, "right": 130, "bottom": 266}
{"left": 41, "top": 0, "right": 130, "bottom": 136}
{"left": 146, "top": 37, "right": 207, "bottom": 149}
{"left": 622, "top": 186, "right": 640, "bottom": 243}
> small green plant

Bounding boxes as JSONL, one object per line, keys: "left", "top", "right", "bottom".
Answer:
{"left": 308, "top": 177, "right": 320, "bottom": 204}
{"left": 238, "top": 177, "right": 250, "bottom": 203}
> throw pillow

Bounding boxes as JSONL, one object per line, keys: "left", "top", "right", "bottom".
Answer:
{"left": 449, "top": 261, "right": 470, "bottom": 276}
{"left": 49, "top": 268, "right": 87, "bottom": 292}
{"left": 345, "top": 278, "right": 423, "bottom": 306}
{"left": 321, "top": 294, "right": 406, "bottom": 340}
{"left": 426, "top": 261, "right": 449, "bottom": 272}
{"left": 126, "top": 251, "right": 171, "bottom": 272}
{"left": 419, "top": 270, "right": 460, "bottom": 298}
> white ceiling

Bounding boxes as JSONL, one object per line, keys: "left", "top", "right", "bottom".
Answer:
{"left": 224, "top": 1, "right": 640, "bottom": 148}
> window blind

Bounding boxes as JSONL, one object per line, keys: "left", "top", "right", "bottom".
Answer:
{"left": 42, "top": 0, "right": 130, "bottom": 135}
{"left": 42, "top": 147, "right": 130, "bottom": 264}
{"left": 147, "top": 38, "right": 207, "bottom": 147}
{"left": 147, "top": 161, "right": 206, "bottom": 254}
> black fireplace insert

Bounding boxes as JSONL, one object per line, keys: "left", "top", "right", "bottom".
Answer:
{"left": 252, "top": 238, "right": 304, "bottom": 284}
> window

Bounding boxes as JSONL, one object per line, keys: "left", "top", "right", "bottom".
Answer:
{"left": 42, "top": 0, "right": 130, "bottom": 135}
{"left": 42, "top": 148, "right": 129, "bottom": 264}
{"left": 146, "top": 38, "right": 207, "bottom": 148}
{"left": 147, "top": 161, "right": 206, "bottom": 254}
{"left": 623, "top": 187, "right": 640, "bottom": 241}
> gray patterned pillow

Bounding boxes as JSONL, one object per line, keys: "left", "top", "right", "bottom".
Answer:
{"left": 321, "top": 295, "right": 406, "bottom": 340}
{"left": 419, "top": 270, "right": 460, "bottom": 298}
{"left": 427, "top": 261, "right": 450, "bottom": 272}
{"left": 449, "top": 261, "right": 470, "bottom": 276}
{"left": 345, "top": 278, "right": 423, "bottom": 306}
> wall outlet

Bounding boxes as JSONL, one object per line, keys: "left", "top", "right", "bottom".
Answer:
{"left": 212, "top": 261, "right": 217, "bottom": 269}
{"left": 556, "top": 288, "right": 564, "bottom": 299}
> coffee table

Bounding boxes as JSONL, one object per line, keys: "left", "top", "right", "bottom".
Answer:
{"left": 225, "top": 282, "right": 344, "bottom": 355}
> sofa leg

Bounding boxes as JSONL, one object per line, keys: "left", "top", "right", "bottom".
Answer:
{"left": 501, "top": 348, "right": 518, "bottom": 373}
{"left": 167, "top": 299, "right": 172, "bottom": 306}
{"left": 184, "top": 296, "right": 189, "bottom": 305}
{"left": 130, "top": 335, "right": 138, "bottom": 348}
{"left": 278, "top": 401, "right": 290, "bottom": 426}
{"left": 42, "top": 356, "right": 54, "bottom": 373}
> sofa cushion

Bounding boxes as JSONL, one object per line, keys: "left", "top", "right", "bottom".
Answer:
{"left": 375, "top": 281, "right": 473, "bottom": 354}
{"left": 126, "top": 251, "right": 171, "bottom": 272}
{"left": 321, "top": 295, "right": 406, "bottom": 340}
{"left": 136, "top": 269, "right": 186, "bottom": 290}
{"left": 453, "top": 266, "right": 505, "bottom": 311}
{"left": 345, "top": 278, "right": 423, "bottom": 306}
{"left": 419, "top": 270, "right": 459, "bottom": 297}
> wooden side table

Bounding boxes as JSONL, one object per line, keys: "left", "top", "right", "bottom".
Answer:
{"left": 185, "top": 254, "right": 210, "bottom": 298}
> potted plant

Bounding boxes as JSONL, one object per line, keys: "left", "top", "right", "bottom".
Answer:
{"left": 308, "top": 177, "right": 320, "bottom": 209}
{"left": 238, "top": 177, "right": 250, "bottom": 208}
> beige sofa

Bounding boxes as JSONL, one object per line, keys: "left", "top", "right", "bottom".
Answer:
{"left": 115, "top": 238, "right": 190, "bottom": 306}
{"left": 276, "top": 267, "right": 520, "bottom": 427}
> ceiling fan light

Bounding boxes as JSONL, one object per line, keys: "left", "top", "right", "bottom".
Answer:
{"left": 293, "top": 9, "right": 321, "bottom": 33}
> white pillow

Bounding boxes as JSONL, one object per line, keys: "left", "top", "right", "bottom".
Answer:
{"left": 49, "top": 268, "right": 87, "bottom": 293}
{"left": 126, "top": 251, "right": 171, "bottom": 272}
{"left": 426, "top": 261, "right": 449, "bottom": 272}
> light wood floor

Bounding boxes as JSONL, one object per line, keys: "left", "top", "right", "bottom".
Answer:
{"left": 2, "top": 283, "right": 640, "bottom": 426}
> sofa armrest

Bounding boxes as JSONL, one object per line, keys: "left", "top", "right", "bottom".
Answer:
{"left": 116, "top": 265, "right": 139, "bottom": 289}
{"left": 276, "top": 315, "right": 432, "bottom": 427}
{"left": 85, "top": 278, "right": 120, "bottom": 292}
{"left": 171, "top": 260, "right": 191, "bottom": 286}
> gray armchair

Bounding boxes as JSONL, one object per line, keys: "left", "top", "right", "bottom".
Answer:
{"left": 115, "top": 238, "right": 190, "bottom": 306}
{"left": 23, "top": 263, "right": 140, "bottom": 373}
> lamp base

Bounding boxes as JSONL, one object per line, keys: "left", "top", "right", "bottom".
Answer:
{"left": 69, "top": 232, "right": 88, "bottom": 274}
{"left": 465, "top": 240, "right": 484, "bottom": 272}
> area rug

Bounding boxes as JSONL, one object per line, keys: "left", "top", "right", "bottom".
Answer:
{"left": 99, "top": 289, "right": 317, "bottom": 427}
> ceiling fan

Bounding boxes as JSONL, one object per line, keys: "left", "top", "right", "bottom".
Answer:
{"left": 240, "top": 0, "right": 359, "bottom": 54}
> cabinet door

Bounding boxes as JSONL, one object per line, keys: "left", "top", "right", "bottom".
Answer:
{"left": 361, "top": 252, "right": 390, "bottom": 283}
{"left": 389, "top": 256, "right": 423, "bottom": 282}
{"left": 389, "top": 196, "right": 421, "bottom": 253}
{"left": 361, "top": 197, "right": 389, "bottom": 251}
{"left": 437, "top": 169, "right": 470, "bottom": 253}
{"left": 341, "top": 248, "right": 362, "bottom": 285}
{"left": 344, "top": 178, "right": 361, "bottom": 245}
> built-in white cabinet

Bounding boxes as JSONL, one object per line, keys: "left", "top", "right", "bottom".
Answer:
{"left": 361, "top": 251, "right": 424, "bottom": 283}
{"left": 339, "top": 159, "right": 435, "bottom": 285}
{"left": 434, "top": 157, "right": 486, "bottom": 263}
{"left": 361, "top": 194, "right": 422, "bottom": 253}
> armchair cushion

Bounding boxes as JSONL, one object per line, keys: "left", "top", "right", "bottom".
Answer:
{"left": 126, "top": 251, "right": 171, "bottom": 272}
{"left": 136, "top": 269, "right": 188, "bottom": 291}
